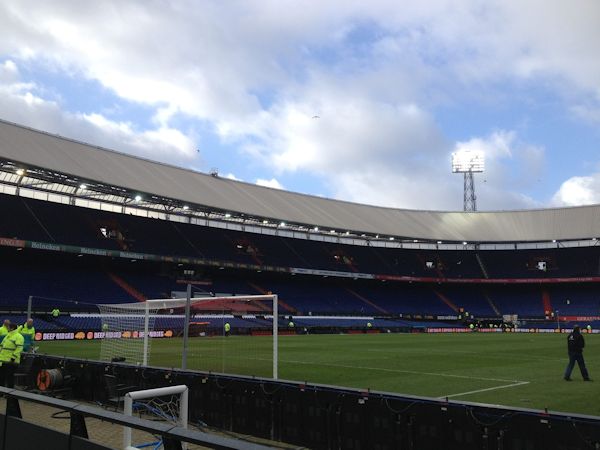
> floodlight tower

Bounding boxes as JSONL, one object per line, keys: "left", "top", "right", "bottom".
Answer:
{"left": 452, "top": 150, "right": 485, "bottom": 211}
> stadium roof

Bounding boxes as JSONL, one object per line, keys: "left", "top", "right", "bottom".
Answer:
{"left": 0, "top": 118, "right": 599, "bottom": 243}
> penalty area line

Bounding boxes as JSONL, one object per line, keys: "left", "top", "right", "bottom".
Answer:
{"left": 277, "top": 358, "right": 523, "bottom": 383}
{"left": 440, "top": 381, "right": 530, "bottom": 399}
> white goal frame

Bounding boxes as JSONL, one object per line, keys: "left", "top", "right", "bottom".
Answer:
{"left": 99, "top": 294, "right": 279, "bottom": 379}
{"left": 123, "top": 385, "right": 189, "bottom": 450}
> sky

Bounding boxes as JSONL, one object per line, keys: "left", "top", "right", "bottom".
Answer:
{"left": 0, "top": 0, "right": 599, "bottom": 212}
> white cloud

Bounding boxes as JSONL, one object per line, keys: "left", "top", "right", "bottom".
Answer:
{"left": 552, "top": 175, "right": 600, "bottom": 206}
{"left": 255, "top": 178, "right": 284, "bottom": 189}
{"left": 243, "top": 100, "right": 442, "bottom": 173}
{"left": 0, "top": 60, "right": 197, "bottom": 164}
{"left": 0, "top": 0, "right": 597, "bottom": 210}
{"left": 1, "top": 1, "right": 599, "bottom": 122}
{"left": 224, "top": 173, "right": 284, "bottom": 190}
{"left": 0, "top": 59, "right": 19, "bottom": 83}
{"left": 217, "top": 75, "right": 457, "bottom": 208}
{"left": 229, "top": 94, "right": 542, "bottom": 210}
{"left": 224, "top": 173, "right": 241, "bottom": 181}
{"left": 570, "top": 104, "right": 600, "bottom": 125}
{"left": 81, "top": 113, "right": 196, "bottom": 161}
{"left": 454, "top": 131, "right": 514, "bottom": 161}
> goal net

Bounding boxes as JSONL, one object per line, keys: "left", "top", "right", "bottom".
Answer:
{"left": 98, "top": 294, "right": 278, "bottom": 378}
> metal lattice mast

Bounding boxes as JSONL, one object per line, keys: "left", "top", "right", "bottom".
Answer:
{"left": 452, "top": 150, "right": 484, "bottom": 212}
{"left": 463, "top": 171, "right": 477, "bottom": 211}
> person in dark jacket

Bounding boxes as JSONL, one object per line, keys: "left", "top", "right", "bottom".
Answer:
{"left": 564, "top": 325, "right": 591, "bottom": 381}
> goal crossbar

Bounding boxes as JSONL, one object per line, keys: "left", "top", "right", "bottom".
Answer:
{"left": 111, "top": 294, "right": 278, "bottom": 310}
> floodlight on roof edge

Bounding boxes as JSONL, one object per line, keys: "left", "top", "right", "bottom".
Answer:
{"left": 452, "top": 150, "right": 485, "bottom": 212}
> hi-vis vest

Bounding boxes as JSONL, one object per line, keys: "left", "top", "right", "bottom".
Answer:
{"left": 0, "top": 330, "right": 24, "bottom": 364}
{"left": 18, "top": 323, "right": 35, "bottom": 337}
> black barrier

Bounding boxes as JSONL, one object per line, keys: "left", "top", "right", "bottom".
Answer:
{"left": 0, "top": 386, "right": 274, "bottom": 450}
{"left": 23, "top": 355, "right": 600, "bottom": 450}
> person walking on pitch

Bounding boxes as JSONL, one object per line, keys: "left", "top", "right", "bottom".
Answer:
{"left": 564, "top": 325, "right": 591, "bottom": 381}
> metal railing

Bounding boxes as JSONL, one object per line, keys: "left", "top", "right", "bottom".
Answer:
{"left": 0, "top": 386, "right": 272, "bottom": 450}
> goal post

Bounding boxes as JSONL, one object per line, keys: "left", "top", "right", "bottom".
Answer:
{"left": 98, "top": 294, "right": 279, "bottom": 379}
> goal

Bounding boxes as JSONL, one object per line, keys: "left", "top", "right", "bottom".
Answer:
{"left": 123, "top": 384, "right": 188, "bottom": 450}
{"left": 97, "top": 294, "right": 278, "bottom": 379}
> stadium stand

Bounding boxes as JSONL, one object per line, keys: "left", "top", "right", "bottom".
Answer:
{"left": 2, "top": 192, "right": 600, "bottom": 278}
{"left": 2, "top": 244, "right": 600, "bottom": 334}
{"left": 1, "top": 119, "right": 600, "bottom": 336}
{"left": 0, "top": 259, "right": 136, "bottom": 308}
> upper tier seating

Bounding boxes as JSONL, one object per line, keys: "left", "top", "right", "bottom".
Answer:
{"left": 2, "top": 193, "right": 600, "bottom": 279}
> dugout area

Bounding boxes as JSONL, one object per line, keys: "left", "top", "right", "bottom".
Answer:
{"left": 1, "top": 354, "right": 599, "bottom": 450}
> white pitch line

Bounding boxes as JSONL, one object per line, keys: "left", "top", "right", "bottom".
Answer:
{"left": 368, "top": 348, "right": 564, "bottom": 363}
{"left": 278, "top": 358, "right": 523, "bottom": 383}
{"left": 440, "top": 381, "right": 530, "bottom": 399}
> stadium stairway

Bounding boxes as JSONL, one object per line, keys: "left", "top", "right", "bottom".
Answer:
{"left": 170, "top": 223, "right": 205, "bottom": 257}
{"left": 345, "top": 288, "right": 389, "bottom": 314}
{"left": 278, "top": 237, "right": 316, "bottom": 268}
{"left": 431, "top": 288, "right": 459, "bottom": 312}
{"left": 247, "top": 282, "right": 298, "bottom": 314}
{"left": 475, "top": 253, "right": 490, "bottom": 278}
{"left": 482, "top": 288, "right": 502, "bottom": 317}
{"left": 21, "top": 198, "right": 56, "bottom": 242}
{"left": 542, "top": 288, "right": 553, "bottom": 315}
{"left": 365, "top": 246, "right": 397, "bottom": 275}
{"left": 107, "top": 272, "right": 147, "bottom": 302}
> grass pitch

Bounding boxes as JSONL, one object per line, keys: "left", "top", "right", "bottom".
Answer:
{"left": 39, "top": 332, "right": 600, "bottom": 416}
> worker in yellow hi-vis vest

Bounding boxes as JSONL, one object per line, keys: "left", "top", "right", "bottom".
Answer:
{"left": 224, "top": 322, "right": 231, "bottom": 337}
{"left": 0, "top": 323, "right": 24, "bottom": 388}
{"left": 0, "top": 320, "right": 10, "bottom": 344}
{"left": 18, "top": 318, "right": 35, "bottom": 352}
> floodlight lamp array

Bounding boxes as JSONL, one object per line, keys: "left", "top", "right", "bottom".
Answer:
{"left": 452, "top": 150, "right": 485, "bottom": 173}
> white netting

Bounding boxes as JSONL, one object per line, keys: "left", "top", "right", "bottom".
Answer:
{"left": 98, "top": 295, "right": 278, "bottom": 378}
{"left": 98, "top": 302, "right": 159, "bottom": 364}
{"left": 124, "top": 385, "right": 188, "bottom": 450}
{"left": 133, "top": 394, "right": 181, "bottom": 425}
